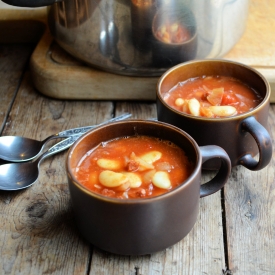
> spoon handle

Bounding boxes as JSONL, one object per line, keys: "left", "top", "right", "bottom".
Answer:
{"left": 38, "top": 135, "right": 82, "bottom": 164}
{"left": 37, "top": 113, "right": 132, "bottom": 163}
{"left": 53, "top": 113, "right": 132, "bottom": 138}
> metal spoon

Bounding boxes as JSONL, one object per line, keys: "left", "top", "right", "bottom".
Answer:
{"left": 0, "top": 113, "right": 131, "bottom": 162}
{"left": 0, "top": 134, "right": 84, "bottom": 191}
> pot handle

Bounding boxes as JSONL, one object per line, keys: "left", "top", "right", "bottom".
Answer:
{"left": 238, "top": 116, "right": 272, "bottom": 171}
{"left": 1, "top": 0, "right": 63, "bottom": 7}
{"left": 199, "top": 145, "right": 231, "bottom": 198}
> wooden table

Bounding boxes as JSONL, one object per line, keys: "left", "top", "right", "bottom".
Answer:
{"left": 1, "top": 0, "right": 275, "bottom": 270}
{"left": 0, "top": 41, "right": 275, "bottom": 275}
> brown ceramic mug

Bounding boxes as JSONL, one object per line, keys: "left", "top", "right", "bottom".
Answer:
{"left": 156, "top": 59, "right": 272, "bottom": 170}
{"left": 66, "top": 120, "right": 231, "bottom": 255}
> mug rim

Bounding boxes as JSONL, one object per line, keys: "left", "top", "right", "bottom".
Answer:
{"left": 66, "top": 119, "right": 202, "bottom": 204}
{"left": 157, "top": 59, "right": 271, "bottom": 122}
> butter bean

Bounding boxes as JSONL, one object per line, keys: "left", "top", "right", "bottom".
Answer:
{"left": 175, "top": 98, "right": 185, "bottom": 107}
{"left": 188, "top": 98, "right": 200, "bottom": 116}
{"left": 140, "top": 151, "right": 162, "bottom": 164}
{"left": 97, "top": 158, "right": 121, "bottom": 170}
{"left": 99, "top": 170, "right": 129, "bottom": 187}
{"left": 130, "top": 152, "right": 154, "bottom": 171}
{"left": 152, "top": 171, "right": 171, "bottom": 189}
{"left": 209, "top": 105, "right": 237, "bottom": 117}
{"left": 122, "top": 172, "right": 142, "bottom": 188}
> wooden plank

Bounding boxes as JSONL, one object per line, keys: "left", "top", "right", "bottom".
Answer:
{"left": 0, "top": 71, "right": 116, "bottom": 274}
{"left": 88, "top": 103, "right": 227, "bottom": 275}
{"left": 0, "top": 44, "right": 34, "bottom": 134}
{"left": 218, "top": 19, "right": 275, "bottom": 266}
{"left": 1, "top": 72, "right": 116, "bottom": 138}
{"left": 89, "top": 193, "right": 226, "bottom": 275}
{"left": 224, "top": 105, "right": 275, "bottom": 274}
{"left": 29, "top": 30, "right": 158, "bottom": 101}
{"left": 224, "top": 0, "right": 275, "bottom": 102}
{"left": 224, "top": 0, "right": 275, "bottom": 67}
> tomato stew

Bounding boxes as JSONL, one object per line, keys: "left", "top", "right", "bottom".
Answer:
{"left": 73, "top": 135, "right": 194, "bottom": 199}
{"left": 163, "top": 76, "right": 263, "bottom": 118}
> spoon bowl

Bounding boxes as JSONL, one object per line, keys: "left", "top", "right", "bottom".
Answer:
{"left": 0, "top": 136, "right": 47, "bottom": 163}
{"left": 0, "top": 134, "right": 81, "bottom": 191}
{"left": 0, "top": 161, "right": 39, "bottom": 191}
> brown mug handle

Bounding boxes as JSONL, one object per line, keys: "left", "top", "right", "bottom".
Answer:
{"left": 238, "top": 116, "right": 272, "bottom": 171}
{"left": 199, "top": 145, "right": 231, "bottom": 198}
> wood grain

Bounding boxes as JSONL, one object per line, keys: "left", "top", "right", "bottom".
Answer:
{"left": 224, "top": 0, "right": 275, "bottom": 67}
{"left": 224, "top": 0, "right": 275, "bottom": 102}
{"left": 224, "top": 106, "right": 275, "bottom": 274}
{"left": 0, "top": 44, "right": 34, "bottom": 134}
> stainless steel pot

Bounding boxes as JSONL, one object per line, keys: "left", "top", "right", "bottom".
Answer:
{"left": 3, "top": 0, "right": 249, "bottom": 76}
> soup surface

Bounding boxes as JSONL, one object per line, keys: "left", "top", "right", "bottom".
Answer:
{"left": 163, "top": 76, "right": 263, "bottom": 118}
{"left": 73, "top": 135, "right": 194, "bottom": 199}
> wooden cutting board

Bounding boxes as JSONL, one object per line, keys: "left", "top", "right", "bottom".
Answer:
{"left": 29, "top": 0, "right": 275, "bottom": 101}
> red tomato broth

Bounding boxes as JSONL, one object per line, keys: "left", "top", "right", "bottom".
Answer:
{"left": 163, "top": 76, "right": 263, "bottom": 118}
{"left": 73, "top": 135, "right": 195, "bottom": 199}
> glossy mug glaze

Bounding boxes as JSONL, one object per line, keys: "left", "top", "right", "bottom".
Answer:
{"left": 66, "top": 120, "right": 231, "bottom": 255}
{"left": 156, "top": 59, "right": 272, "bottom": 171}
